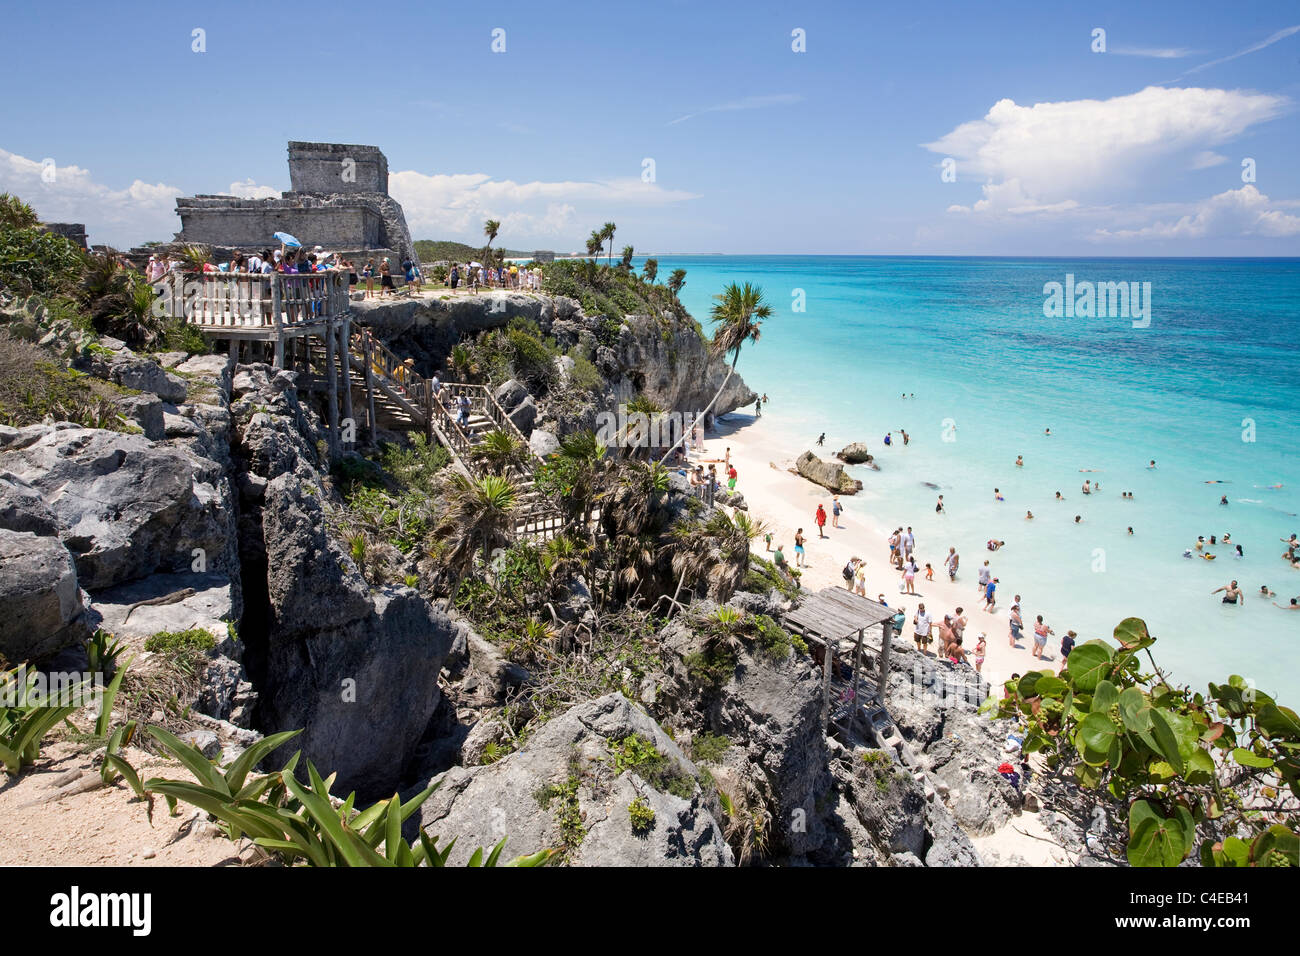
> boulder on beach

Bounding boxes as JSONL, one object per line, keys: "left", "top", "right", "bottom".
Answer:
{"left": 835, "top": 442, "right": 873, "bottom": 465}
{"left": 795, "top": 451, "right": 863, "bottom": 495}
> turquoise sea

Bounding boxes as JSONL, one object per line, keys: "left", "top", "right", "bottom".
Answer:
{"left": 645, "top": 256, "right": 1300, "bottom": 701}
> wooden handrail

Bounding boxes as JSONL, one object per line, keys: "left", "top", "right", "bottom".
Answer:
{"left": 159, "top": 271, "right": 349, "bottom": 328}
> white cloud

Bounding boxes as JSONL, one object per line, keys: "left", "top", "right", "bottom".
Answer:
{"left": 924, "top": 86, "right": 1287, "bottom": 209}
{"left": 1094, "top": 185, "right": 1300, "bottom": 240}
{"left": 388, "top": 170, "right": 699, "bottom": 243}
{"left": 1190, "top": 151, "right": 1228, "bottom": 169}
{"left": 225, "top": 178, "right": 280, "bottom": 199}
{"left": 1112, "top": 47, "right": 1197, "bottom": 58}
{"left": 0, "top": 147, "right": 182, "bottom": 248}
{"left": 668, "top": 93, "right": 802, "bottom": 126}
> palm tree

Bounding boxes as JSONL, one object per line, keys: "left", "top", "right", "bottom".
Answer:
{"left": 475, "top": 428, "right": 524, "bottom": 476}
{"left": 0, "top": 193, "right": 39, "bottom": 230}
{"left": 555, "top": 429, "right": 608, "bottom": 533}
{"left": 483, "top": 219, "right": 501, "bottom": 258}
{"left": 643, "top": 258, "right": 658, "bottom": 284}
{"left": 586, "top": 231, "right": 604, "bottom": 262}
{"left": 666, "top": 268, "right": 687, "bottom": 295}
{"left": 657, "top": 281, "right": 769, "bottom": 465}
{"left": 619, "top": 245, "right": 634, "bottom": 274}
{"left": 434, "top": 473, "right": 519, "bottom": 587}
{"left": 600, "top": 222, "right": 616, "bottom": 266}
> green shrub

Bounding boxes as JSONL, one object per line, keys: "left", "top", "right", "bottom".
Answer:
{"left": 628, "top": 795, "right": 656, "bottom": 833}
{"left": 690, "top": 732, "right": 730, "bottom": 764}
{"left": 144, "top": 628, "right": 217, "bottom": 656}
{"left": 568, "top": 350, "right": 603, "bottom": 392}
{"left": 608, "top": 734, "right": 695, "bottom": 799}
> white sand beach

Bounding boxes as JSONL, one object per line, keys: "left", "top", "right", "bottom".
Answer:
{"left": 694, "top": 413, "right": 1068, "bottom": 692}
{"left": 690, "top": 412, "right": 1075, "bottom": 865}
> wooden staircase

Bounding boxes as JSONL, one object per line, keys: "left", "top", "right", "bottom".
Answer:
{"left": 311, "top": 329, "right": 565, "bottom": 539}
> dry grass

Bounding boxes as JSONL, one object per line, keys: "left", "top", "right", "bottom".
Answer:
{"left": 0, "top": 330, "right": 130, "bottom": 429}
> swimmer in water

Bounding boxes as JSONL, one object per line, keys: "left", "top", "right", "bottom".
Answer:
{"left": 1148, "top": 460, "right": 1156, "bottom": 469}
{"left": 1015, "top": 455, "right": 1023, "bottom": 467}
{"left": 994, "top": 488, "right": 1004, "bottom": 501}
{"left": 1081, "top": 480, "right": 1092, "bottom": 495}
{"left": 1275, "top": 598, "right": 1300, "bottom": 610}
{"left": 1025, "top": 510, "right": 1034, "bottom": 520}
{"left": 1045, "top": 428, "right": 1052, "bottom": 436}
{"left": 1074, "top": 515, "right": 1082, "bottom": 524}
{"left": 1055, "top": 491, "right": 1065, "bottom": 500}
{"left": 1127, "top": 526, "right": 1134, "bottom": 535}
{"left": 1211, "top": 581, "right": 1244, "bottom": 605}
{"left": 1220, "top": 495, "right": 1229, "bottom": 506}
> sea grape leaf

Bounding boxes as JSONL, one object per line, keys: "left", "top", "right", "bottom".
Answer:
{"left": 1231, "top": 747, "right": 1275, "bottom": 769}
{"left": 1091, "top": 679, "right": 1120, "bottom": 714}
{"left": 1065, "top": 642, "right": 1112, "bottom": 693}
{"left": 1119, "top": 686, "right": 1153, "bottom": 733}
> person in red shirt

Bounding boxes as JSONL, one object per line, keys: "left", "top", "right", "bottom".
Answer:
{"left": 815, "top": 503, "right": 828, "bottom": 538}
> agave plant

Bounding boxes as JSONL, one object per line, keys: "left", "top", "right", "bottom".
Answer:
{"left": 0, "top": 667, "right": 86, "bottom": 774}
{"left": 139, "top": 726, "right": 554, "bottom": 867}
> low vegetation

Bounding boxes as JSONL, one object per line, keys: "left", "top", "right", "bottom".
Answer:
{"left": 993, "top": 616, "right": 1299, "bottom": 867}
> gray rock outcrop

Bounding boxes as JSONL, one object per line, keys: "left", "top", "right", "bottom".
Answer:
{"left": 836, "top": 442, "right": 873, "bottom": 465}
{"left": 0, "top": 529, "right": 92, "bottom": 662}
{"left": 409, "top": 693, "right": 733, "bottom": 867}
{"left": 795, "top": 451, "right": 863, "bottom": 495}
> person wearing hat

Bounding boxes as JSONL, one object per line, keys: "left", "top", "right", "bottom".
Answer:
{"left": 398, "top": 357, "right": 415, "bottom": 389}
{"left": 380, "top": 258, "right": 395, "bottom": 296}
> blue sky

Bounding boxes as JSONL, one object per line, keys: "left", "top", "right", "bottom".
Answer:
{"left": 2, "top": 0, "right": 1298, "bottom": 255}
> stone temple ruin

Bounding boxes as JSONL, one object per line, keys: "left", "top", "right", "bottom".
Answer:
{"left": 173, "top": 142, "right": 419, "bottom": 269}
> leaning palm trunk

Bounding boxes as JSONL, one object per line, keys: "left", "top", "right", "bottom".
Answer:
{"left": 656, "top": 361, "right": 733, "bottom": 467}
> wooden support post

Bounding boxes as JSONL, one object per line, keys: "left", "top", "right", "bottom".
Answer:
{"left": 851, "top": 627, "right": 864, "bottom": 718}
{"left": 271, "top": 278, "right": 284, "bottom": 368}
{"left": 340, "top": 316, "right": 353, "bottom": 438}
{"left": 424, "top": 378, "right": 434, "bottom": 442}
{"left": 822, "top": 634, "right": 835, "bottom": 735}
{"left": 364, "top": 336, "right": 377, "bottom": 444}
{"left": 228, "top": 337, "right": 238, "bottom": 365}
{"left": 325, "top": 320, "right": 339, "bottom": 461}
{"left": 878, "top": 620, "right": 893, "bottom": 705}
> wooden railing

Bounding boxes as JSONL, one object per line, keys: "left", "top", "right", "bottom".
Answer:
{"left": 153, "top": 271, "right": 350, "bottom": 329}
{"left": 346, "top": 329, "right": 566, "bottom": 540}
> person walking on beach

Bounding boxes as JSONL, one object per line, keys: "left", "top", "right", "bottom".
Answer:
{"left": 902, "top": 526, "right": 915, "bottom": 557}
{"left": 854, "top": 560, "right": 868, "bottom": 596}
{"left": 1008, "top": 603, "right": 1024, "bottom": 647}
{"left": 913, "top": 604, "right": 933, "bottom": 654}
{"left": 817, "top": 433, "right": 826, "bottom": 447}
{"left": 727, "top": 464, "right": 738, "bottom": 492}
{"left": 902, "top": 556, "right": 918, "bottom": 595}
{"left": 754, "top": 397, "right": 761, "bottom": 418}
{"left": 794, "top": 528, "right": 807, "bottom": 568}
{"left": 978, "top": 560, "right": 991, "bottom": 595}
{"left": 832, "top": 496, "right": 843, "bottom": 528}
{"left": 1211, "top": 581, "right": 1245, "bottom": 605}
{"left": 944, "top": 547, "right": 959, "bottom": 581}
{"left": 843, "top": 557, "right": 859, "bottom": 590}
{"left": 935, "top": 494, "right": 945, "bottom": 514}
{"left": 973, "top": 634, "right": 987, "bottom": 674}
{"left": 983, "top": 577, "right": 998, "bottom": 612}
{"left": 1032, "top": 615, "right": 1054, "bottom": 659}
{"left": 815, "top": 504, "right": 828, "bottom": 539}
